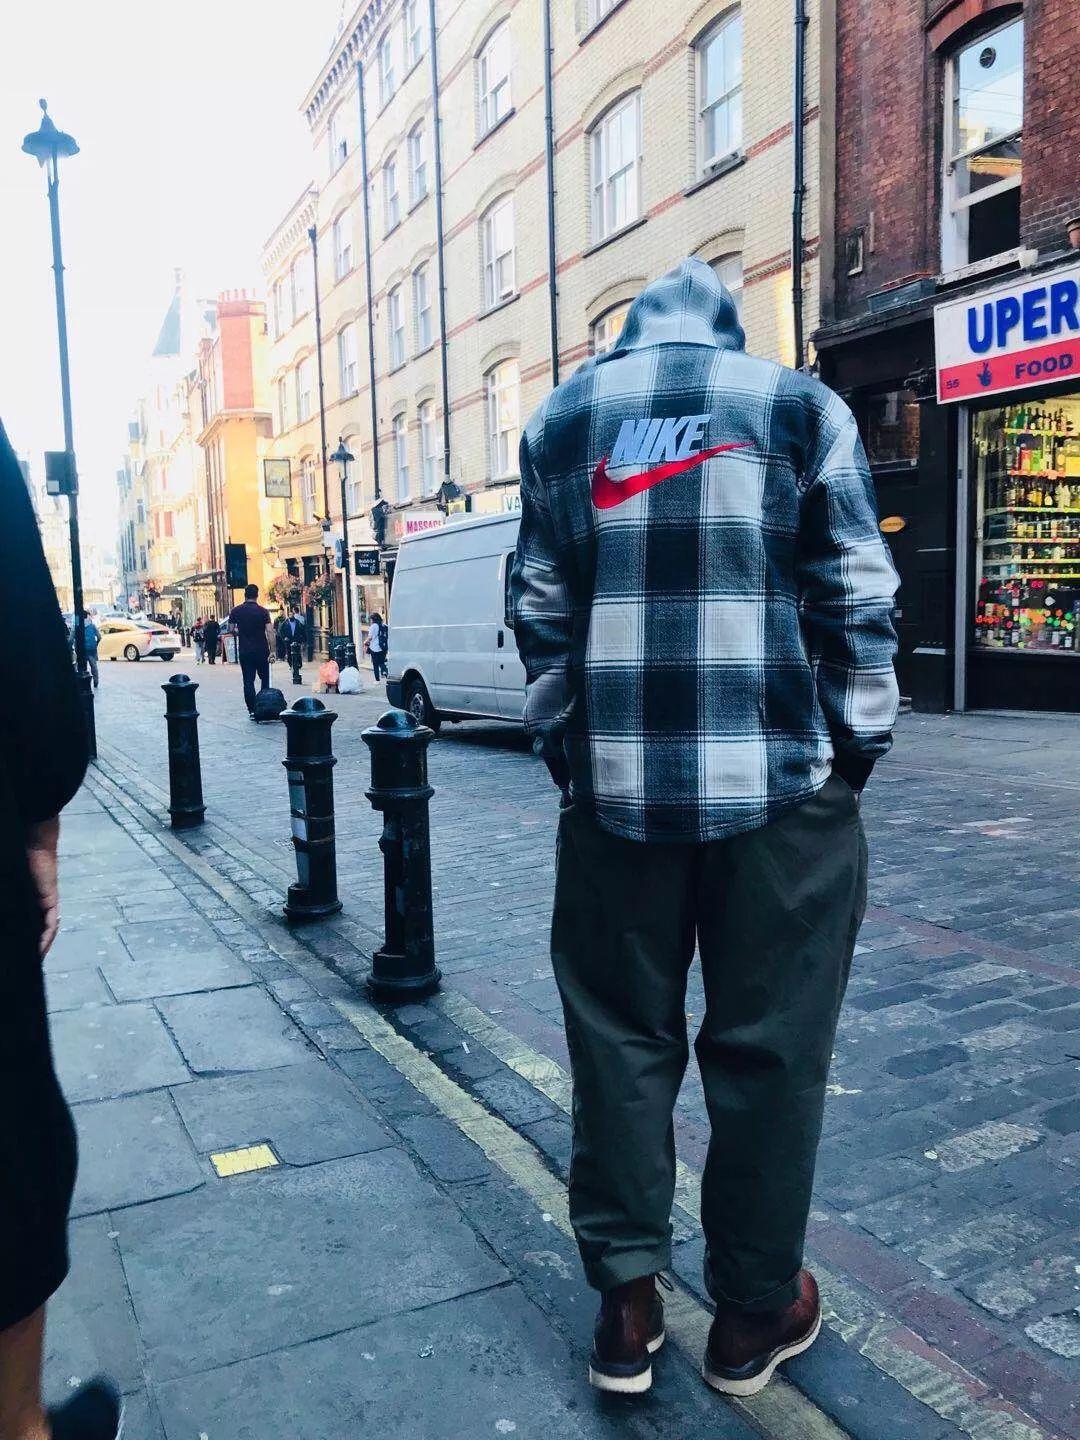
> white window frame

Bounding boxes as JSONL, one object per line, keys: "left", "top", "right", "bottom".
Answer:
{"left": 383, "top": 154, "right": 401, "bottom": 233}
{"left": 419, "top": 401, "right": 439, "bottom": 494}
{"left": 710, "top": 253, "right": 744, "bottom": 321}
{"left": 481, "top": 195, "right": 516, "bottom": 310}
{"left": 332, "top": 210, "right": 353, "bottom": 282}
{"left": 345, "top": 450, "right": 363, "bottom": 516}
{"left": 696, "top": 10, "right": 743, "bottom": 174}
{"left": 338, "top": 323, "right": 359, "bottom": 397}
{"left": 404, "top": 0, "right": 425, "bottom": 69}
{"left": 295, "top": 358, "right": 314, "bottom": 424}
{"left": 378, "top": 32, "right": 395, "bottom": 106}
{"left": 591, "top": 303, "right": 631, "bottom": 356}
{"left": 586, "top": 0, "right": 620, "bottom": 25}
{"left": 941, "top": 16, "right": 1024, "bottom": 272}
{"left": 413, "top": 264, "right": 433, "bottom": 350}
{"left": 486, "top": 361, "right": 520, "bottom": 481}
{"left": 328, "top": 107, "right": 349, "bottom": 172}
{"left": 408, "top": 123, "right": 428, "bottom": 205}
{"left": 273, "top": 277, "right": 291, "bottom": 337}
{"left": 478, "top": 22, "right": 512, "bottom": 137}
{"left": 388, "top": 285, "right": 406, "bottom": 369}
{"left": 291, "top": 253, "right": 313, "bottom": 319}
{"left": 590, "top": 92, "right": 642, "bottom": 243}
{"left": 392, "top": 412, "right": 410, "bottom": 501}
{"left": 301, "top": 456, "right": 318, "bottom": 524}
{"left": 277, "top": 376, "right": 292, "bottom": 434}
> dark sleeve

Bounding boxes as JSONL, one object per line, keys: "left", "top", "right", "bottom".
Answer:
{"left": 0, "top": 421, "right": 88, "bottom": 823}
{"left": 227, "top": 606, "right": 239, "bottom": 626}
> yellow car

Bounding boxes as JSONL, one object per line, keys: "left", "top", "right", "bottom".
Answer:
{"left": 99, "top": 618, "right": 182, "bottom": 663}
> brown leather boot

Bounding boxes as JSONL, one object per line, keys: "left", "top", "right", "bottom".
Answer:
{"left": 589, "top": 1274, "right": 667, "bottom": 1393}
{"left": 702, "top": 1269, "right": 821, "bottom": 1397}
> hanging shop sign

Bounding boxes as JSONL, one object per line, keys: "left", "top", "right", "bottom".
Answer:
{"left": 934, "top": 260, "right": 1080, "bottom": 403}
{"left": 264, "top": 458, "right": 292, "bottom": 499}
{"left": 354, "top": 548, "right": 381, "bottom": 576}
{"left": 397, "top": 509, "right": 445, "bottom": 541}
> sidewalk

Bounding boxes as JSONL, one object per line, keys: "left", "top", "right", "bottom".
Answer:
{"left": 44, "top": 654, "right": 1080, "bottom": 1439}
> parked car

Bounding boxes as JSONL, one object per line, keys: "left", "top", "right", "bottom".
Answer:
{"left": 98, "top": 618, "right": 181, "bottom": 662}
{"left": 386, "top": 511, "right": 526, "bottom": 732}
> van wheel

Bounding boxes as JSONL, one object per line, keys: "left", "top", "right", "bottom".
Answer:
{"left": 404, "top": 677, "right": 441, "bottom": 735}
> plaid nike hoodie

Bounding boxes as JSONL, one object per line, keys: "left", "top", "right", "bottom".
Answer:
{"left": 509, "top": 259, "right": 899, "bottom": 845}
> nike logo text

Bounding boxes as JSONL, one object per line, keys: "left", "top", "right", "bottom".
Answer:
{"left": 591, "top": 440, "right": 750, "bottom": 509}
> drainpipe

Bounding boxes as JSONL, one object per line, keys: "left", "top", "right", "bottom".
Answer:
{"left": 791, "top": 0, "right": 809, "bottom": 369}
{"left": 428, "top": 0, "right": 452, "bottom": 482}
{"left": 308, "top": 224, "right": 331, "bottom": 516}
{"left": 356, "top": 61, "right": 382, "bottom": 501}
{"left": 542, "top": 0, "right": 559, "bottom": 386}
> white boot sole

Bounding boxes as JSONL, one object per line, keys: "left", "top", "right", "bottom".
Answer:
{"left": 589, "top": 1328, "right": 665, "bottom": 1393}
{"left": 701, "top": 1310, "right": 822, "bottom": 1397}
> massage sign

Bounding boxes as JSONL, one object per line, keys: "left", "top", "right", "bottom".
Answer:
{"left": 934, "top": 261, "right": 1080, "bottom": 403}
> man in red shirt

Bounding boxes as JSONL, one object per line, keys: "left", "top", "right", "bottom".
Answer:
{"left": 227, "top": 584, "right": 275, "bottom": 718}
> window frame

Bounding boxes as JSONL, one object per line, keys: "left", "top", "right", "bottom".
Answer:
{"left": 710, "top": 252, "right": 744, "bottom": 322}
{"left": 404, "top": 0, "right": 426, "bottom": 69}
{"left": 383, "top": 154, "right": 401, "bottom": 234}
{"left": 590, "top": 92, "right": 642, "bottom": 243}
{"left": 338, "top": 323, "right": 359, "bottom": 398}
{"left": 300, "top": 456, "right": 318, "bottom": 524}
{"left": 332, "top": 210, "right": 353, "bottom": 282}
{"left": 408, "top": 122, "right": 428, "bottom": 206}
{"left": 378, "top": 32, "right": 396, "bottom": 106}
{"left": 295, "top": 357, "right": 314, "bottom": 424}
{"left": 481, "top": 195, "right": 516, "bottom": 310}
{"left": 413, "top": 264, "right": 433, "bottom": 350}
{"left": 277, "top": 375, "right": 293, "bottom": 434}
{"left": 590, "top": 302, "right": 631, "bottom": 356}
{"left": 477, "top": 22, "right": 512, "bottom": 137}
{"left": 345, "top": 450, "right": 363, "bottom": 516}
{"left": 696, "top": 9, "right": 743, "bottom": 175}
{"left": 391, "top": 411, "right": 410, "bottom": 501}
{"left": 328, "top": 107, "right": 349, "bottom": 173}
{"left": 388, "top": 285, "right": 406, "bottom": 370}
{"left": 419, "top": 400, "right": 439, "bottom": 494}
{"left": 485, "top": 360, "right": 520, "bottom": 481}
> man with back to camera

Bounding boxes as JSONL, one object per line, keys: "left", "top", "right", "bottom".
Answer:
{"left": 510, "top": 260, "right": 898, "bottom": 1399}
{"left": 227, "top": 583, "right": 275, "bottom": 719}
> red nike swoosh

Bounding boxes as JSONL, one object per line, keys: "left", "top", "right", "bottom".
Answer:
{"left": 591, "top": 441, "right": 750, "bottom": 509}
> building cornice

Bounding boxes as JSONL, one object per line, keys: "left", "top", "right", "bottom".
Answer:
{"left": 261, "top": 186, "right": 320, "bottom": 274}
{"left": 301, "top": 0, "right": 388, "bottom": 129}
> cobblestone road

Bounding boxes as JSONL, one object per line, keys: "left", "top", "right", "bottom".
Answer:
{"left": 70, "top": 652, "right": 1080, "bottom": 1438}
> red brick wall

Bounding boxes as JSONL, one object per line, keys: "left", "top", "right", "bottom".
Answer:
{"left": 217, "top": 297, "right": 258, "bottom": 411}
{"left": 1020, "top": 0, "right": 1080, "bottom": 252}
{"left": 829, "top": 0, "right": 1080, "bottom": 327}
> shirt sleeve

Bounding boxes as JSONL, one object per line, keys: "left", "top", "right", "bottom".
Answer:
{"left": 0, "top": 421, "right": 88, "bottom": 824}
{"left": 798, "top": 399, "right": 900, "bottom": 791}
{"left": 509, "top": 429, "right": 576, "bottom": 740}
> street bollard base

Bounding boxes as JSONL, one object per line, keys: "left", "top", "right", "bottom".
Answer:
{"left": 366, "top": 953, "right": 442, "bottom": 1002}
{"left": 170, "top": 807, "right": 205, "bottom": 830}
{"left": 283, "top": 886, "right": 343, "bottom": 923}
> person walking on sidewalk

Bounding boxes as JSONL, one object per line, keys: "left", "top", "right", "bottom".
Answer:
{"left": 366, "top": 612, "right": 388, "bottom": 682}
{"left": 510, "top": 260, "right": 898, "bottom": 1399}
{"left": 72, "top": 610, "right": 100, "bottom": 689}
{"left": 0, "top": 420, "right": 122, "bottom": 1439}
{"left": 228, "top": 583, "right": 275, "bottom": 719}
{"left": 192, "top": 616, "right": 206, "bottom": 665}
{"left": 203, "top": 615, "right": 221, "bottom": 665}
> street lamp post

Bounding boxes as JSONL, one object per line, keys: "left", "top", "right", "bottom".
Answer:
{"left": 330, "top": 438, "right": 355, "bottom": 649}
{"left": 22, "top": 100, "right": 96, "bottom": 758}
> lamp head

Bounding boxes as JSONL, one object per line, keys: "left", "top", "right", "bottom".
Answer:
{"left": 330, "top": 438, "right": 354, "bottom": 469}
{"left": 22, "top": 99, "right": 79, "bottom": 166}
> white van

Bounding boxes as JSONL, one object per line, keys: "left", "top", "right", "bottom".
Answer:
{"left": 386, "top": 511, "right": 527, "bottom": 731}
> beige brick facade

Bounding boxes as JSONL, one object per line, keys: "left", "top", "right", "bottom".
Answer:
{"left": 262, "top": 0, "right": 820, "bottom": 635}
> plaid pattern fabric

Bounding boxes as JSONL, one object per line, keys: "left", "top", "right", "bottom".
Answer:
{"left": 510, "top": 260, "right": 899, "bottom": 844}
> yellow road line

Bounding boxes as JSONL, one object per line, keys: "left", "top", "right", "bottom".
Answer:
{"left": 336, "top": 996, "right": 849, "bottom": 1440}
{"left": 432, "top": 990, "right": 1046, "bottom": 1440}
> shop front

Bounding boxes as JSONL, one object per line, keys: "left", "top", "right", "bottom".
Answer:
{"left": 936, "top": 258, "right": 1080, "bottom": 711}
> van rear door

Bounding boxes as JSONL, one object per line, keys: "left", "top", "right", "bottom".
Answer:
{"left": 497, "top": 549, "right": 527, "bottom": 721}
{"left": 431, "top": 550, "right": 501, "bottom": 714}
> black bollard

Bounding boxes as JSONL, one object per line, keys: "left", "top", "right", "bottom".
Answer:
{"left": 361, "top": 709, "right": 441, "bottom": 1000}
{"left": 162, "top": 674, "right": 205, "bottom": 829}
{"left": 281, "top": 697, "right": 342, "bottom": 921}
{"left": 288, "top": 639, "right": 303, "bottom": 685}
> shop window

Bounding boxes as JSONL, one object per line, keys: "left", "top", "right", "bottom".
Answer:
{"left": 478, "top": 22, "right": 512, "bottom": 138}
{"left": 486, "top": 360, "right": 520, "bottom": 479}
{"left": 481, "top": 196, "right": 515, "bottom": 310}
{"left": 972, "top": 392, "right": 1080, "bottom": 655}
{"left": 866, "top": 389, "right": 920, "bottom": 466}
{"left": 591, "top": 303, "right": 630, "bottom": 356}
{"left": 710, "top": 253, "right": 743, "bottom": 321}
{"left": 696, "top": 10, "right": 743, "bottom": 175}
{"left": 590, "top": 93, "right": 642, "bottom": 243}
{"left": 942, "top": 17, "right": 1023, "bottom": 270}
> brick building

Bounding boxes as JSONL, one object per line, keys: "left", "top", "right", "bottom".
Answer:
{"left": 816, "top": 0, "right": 1080, "bottom": 711}
{"left": 262, "top": 0, "right": 823, "bottom": 647}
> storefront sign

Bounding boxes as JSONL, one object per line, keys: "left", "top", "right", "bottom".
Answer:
{"left": 400, "top": 510, "right": 444, "bottom": 539}
{"left": 880, "top": 515, "right": 907, "bottom": 534}
{"left": 263, "top": 458, "right": 292, "bottom": 499}
{"left": 934, "top": 261, "right": 1080, "bottom": 403}
{"left": 354, "top": 548, "right": 381, "bottom": 576}
{"left": 471, "top": 486, "right": 522, "bottom": 516}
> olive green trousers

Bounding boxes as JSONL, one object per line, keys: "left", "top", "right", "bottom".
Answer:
{"left": 551, "top": 774, "right": 867, "bottom": 1311}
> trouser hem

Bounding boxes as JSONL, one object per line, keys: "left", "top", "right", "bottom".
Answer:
{"left": 582, "top": 1245, "right": 671, "bottom": 1293}
{"left": 708, "top": 1268, "right": 802, "bottom": 1315}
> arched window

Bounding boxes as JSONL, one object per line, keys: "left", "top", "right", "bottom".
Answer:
{"left": 338, "top": 323, "right": 359, "bottom": 397}
{"left": 388, "top": 285, "right": 406, "bottom": 369}
{"left": 478, "top": 22, "right": 512, "bottom": 136}
{"left": 591, "top": 302, "right": 631, "bottom": 355}
{"left": 413, "top": 264, "right": 433, "bottom": 349}
{"left": 408, "top": 122, "right": 428, "bottom": 204}
{"left": 392, "top": 412, "right": 410, "bottom": 500}
{"left": 480, "top": 196, "right": 515, "bottom": 309}
{"left": 383, "top": 153, "right": 401, "bottom": 233}
{"left": 295, "top": 357, "right": 314, "bottom": 423}
{"left": 333, "top": 210, "right": 353, "bottom": 281}
{"left": 486, "top": 360, "right": 520, "bottom": 480}
{"left": 419, "top": 402, "right": 439, "bottom": 493}
{"left": 696, "top": 10, "right": 743, "bottom": 174}
{"left": 590, "top": 93, "right": 641, "bottom": 242}
{"left": 710, "top": 253, "right": 743, "bottom": 320}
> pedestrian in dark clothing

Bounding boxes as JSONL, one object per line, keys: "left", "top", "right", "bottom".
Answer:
{"left": 366, "top": 612, "right": 388, "bottom": 682}
{"left": 0, "top": 420, "right": 122, "bottom": 1439}
{"left": 275, "top": 616, "right": 289, "bottom": 662}
{"left": 73, "top": 611, "right": 100, "bottom": 689}
{"left": 203, "top": 617, "right": 220, "bottom": 664}
{"left": 228, "top": 583, "right": 274, "bottom": 717}
{"left": 510, "top": 261, "right": 899, "bottom": 1398}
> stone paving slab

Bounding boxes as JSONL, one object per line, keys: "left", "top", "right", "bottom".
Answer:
{"left": 70, "top": 1092, "right": 205, "bottom": 1217}
{"left": 114, "top": 1149, "right": 508, "bottom": 1381}
{"left": 155, "top": 986, "right": 312, "bottom": 1073}
{"left": 51, "top": 1002, "right": 191, "bottom": 1102}
{"left": 44, "top": 1216, "right": 145, "bottom": 1398}
{"left": 99, "top": 944, "right": 252, "bottom": 1001}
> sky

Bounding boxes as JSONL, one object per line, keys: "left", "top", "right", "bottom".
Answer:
{"left": 0, "top": 0, "right": 345, "bottom": 549}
